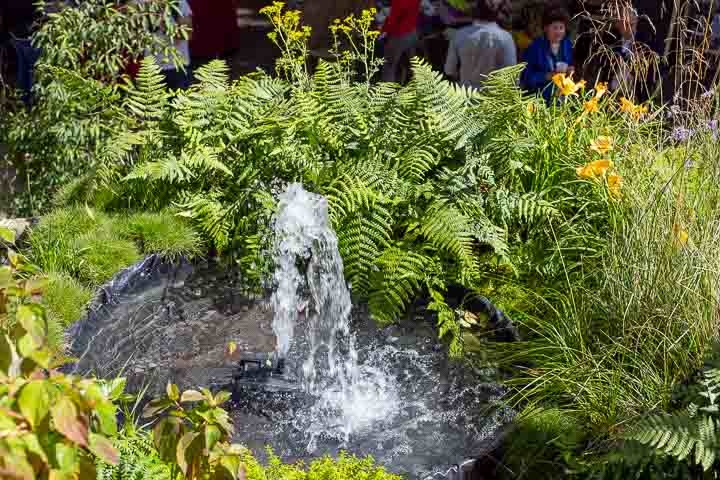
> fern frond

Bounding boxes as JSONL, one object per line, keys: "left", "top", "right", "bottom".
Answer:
{"left": 627, "top": 412, "right": 718, "bottom": 471}
{"left": 368, "top": 247, "right": 433, "bottom": 324}
{"left": 123, "top": 57, "right": 169, "bottom": 121}
{"left": 124, "top": 155, "right": 193, "bottom": 183}
{"left": 336, "top": 204, "right": 393, "bottom": 296}
{"left": 176, "top": 192, "right": 233, "bottom": 251}
{"left": 419, "top": 202, "right": 480, "bottom": 284}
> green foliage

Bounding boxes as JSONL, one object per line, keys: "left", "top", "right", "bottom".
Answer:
{"left": 0, "top": 237, "right": 123, "bottom": 479}
{"left": 44, "top": 272, "right": 93, "bottom": 328}
{"left": 34, "top": 0, "right": 188, "bottom": 83}
{"left": 500, "top": 406, "right": 585, "bottom": 480}
{"left": 28, "top": 207, "right": 201, "bottom": 290}
{"left": 243, "top": 450, "right": 401, "bottom": 480}
{"left": 112, "top": 212, "right": 202, "bottom": 259}
{"left": 97, "top": 429, "right": 172, "bottom": 480}
{"left": 74, "top": 233, "right": 142, "bottom": 286}
{"left": 142, "top": 384, "right": 246, "bottom": 480}
{"left": 627, "top": 369, "right": 720, "bottom": 472}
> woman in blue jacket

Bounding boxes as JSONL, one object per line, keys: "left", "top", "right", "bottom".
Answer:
{"left": 521, "top": 7, "right": 573, "bottom": 102}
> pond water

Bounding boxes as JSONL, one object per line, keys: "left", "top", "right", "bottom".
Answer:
{"left": 66, "top": 184, "right": 513, "bottom": 479}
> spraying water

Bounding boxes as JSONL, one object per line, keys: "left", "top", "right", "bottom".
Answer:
{"left": 270, "top": 183, "right": 399, "bottom": 446}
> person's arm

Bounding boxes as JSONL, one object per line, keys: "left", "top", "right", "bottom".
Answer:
{"left": 521, "top": 40, "right": 552, "bottom": 90}
{"left": 444, "top": 34, "right": 459, "bottom": 79}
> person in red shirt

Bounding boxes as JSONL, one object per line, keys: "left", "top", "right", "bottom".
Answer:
{"left": 380, "top": 0, "right": 421, "bottom": 83}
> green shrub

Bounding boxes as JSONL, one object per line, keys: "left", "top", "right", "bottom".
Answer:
{"left": 242, "top": 450, "right": 401, "bottom": 480}
{"left": 113, "top": 211, "right": 202, "bottom": 258}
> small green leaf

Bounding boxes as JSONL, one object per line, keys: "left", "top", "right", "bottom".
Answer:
{"left": 88, "top": 433, "right": 119, "bottom": 465}
{"left": 180, "top": 389, "right": 203, "bottom": 403}
{"left": 94, "top": 401, "right": 118, "bottom": 437}
{"left": 142, "top": 398, "right": 173, "bottom": 418}
{"left": 17, "top": 380, "right": 51, "bottom": 428}
{"left": 214, "top": 391, "right": 231, "bottom": 406}
{"left": 166, "top": 382, "right": 180, "bottom": 401}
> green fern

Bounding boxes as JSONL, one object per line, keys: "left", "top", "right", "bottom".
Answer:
{"left": 627, "top": 368, "right": 720, "bottom": 471}
{"left": 97, "top": 430, "right": 171, "bottom": 480}
{"left": 368, "top": 247, "right": 433, "bottom": 324}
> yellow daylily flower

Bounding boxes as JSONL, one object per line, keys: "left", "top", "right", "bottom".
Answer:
{"left": 576, "top": 159, "right": 614, "bottom": 179}
{"left": 552, "top": 73, "right": 585, "bottom": 96}
{"left": 607, "top": 172, "right": 623, "bottom": 198}
{"left": 620, "top": 97, "right": 635, "bottom": 113}
{"left": 620, "top": 97, "right": 648, "bottom": 120}
{"left": 594, "top": 82, "right": 608, "bottom": 99}
{"left": 583, "top": 97, "right": 599, "bottom": 113}
{"left": 590, "top": 136, "right": 614, "bottom": 155}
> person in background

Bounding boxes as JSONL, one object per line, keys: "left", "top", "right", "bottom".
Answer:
{"left": 512, "top": 1, "right": 542, "bottom": 59}
{"left": 381, "top": 0, "right": 421, "bottom": 83}
{"left": 444, "top": 0, "right": 516, "bottom": 90}
{"left": 520, "top": 6, "right": 574, "bottom": 102}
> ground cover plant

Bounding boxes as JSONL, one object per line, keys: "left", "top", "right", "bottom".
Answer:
{"left": 4, "top": 0, "right": 720, "bottom": 478}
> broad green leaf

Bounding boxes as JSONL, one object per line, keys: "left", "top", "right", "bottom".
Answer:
{"left": 176, "top": 431, "right": 201, "bottom": 478}
{"left": 88, "top": 433, "right": 119, "bottom": 465}
{"left": 0, "top": 226, "right": 16, "bottom": 244}
{"left": 142, "top": 398, "right": 173, "bottom": 418}
{"left": 204, "top": 424, "right": 222, "bottom": 451}
{"left": 94, "top": 401, "right": 118, "bottom": 437}
{"left": 17, "top": 380, "right": 51, "bottom": 428}
{"left": 0, "top": 334, "right": 14, "bottom": 375}
{"left": 17, "top": 304, "right": 46, "bottom": 349}
{"left": 51, "top": 397, "right": 89, "bottom": 447}
{"left": 0, "top": 266, "right": 12, "bottom": 289}
{"left": 53, "top": 442, "right": 79, "bottom": 473}
{"left": 22, "top": 432, "right": 49, "bottom": 465}
{"left": 153, "top": 416, "right": 183, "bottom": 463}
{"left": 180, "top": 389, "right": 203, "bottom": 403}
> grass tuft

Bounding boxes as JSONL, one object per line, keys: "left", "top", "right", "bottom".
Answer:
{"left": 113, "top": 211, "right": 202, "bottom": 259}
{"left": 44, "top": 271, "right": 94, "bottom": 327}
{"left": 73, "top": 232, "right": 142, "bottom": 286}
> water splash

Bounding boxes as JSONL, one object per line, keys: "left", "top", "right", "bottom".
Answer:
{"left": 270, "top": 183, "right": 399, "bottom": 446}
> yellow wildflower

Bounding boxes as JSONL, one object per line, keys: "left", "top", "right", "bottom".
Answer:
{"left": 526, "top": 102, "right": 535, "bottom": 114}
{"left": 673, "top": 223, "right": 689, "bottom": 246}
{"left": 576, "top": 159, "right": 614, "bottom": 178}
{"left": 583, "top": 97, "right": 599, "bottom": 113}
{"left": 594, "top": 82, "right": 608, "bottom": 99}
{"left": 607, "top": 172, "right": 622, "bottom": 198}
{"left": 552, "top": 73, "right": 585, "bottom": 96}
{"left": 590, "top": 136, "right": 614, "bottom": 155}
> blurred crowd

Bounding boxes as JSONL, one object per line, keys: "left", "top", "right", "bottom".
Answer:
{"left": 1, "top": 0, "right": 717, "bottom": 104}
